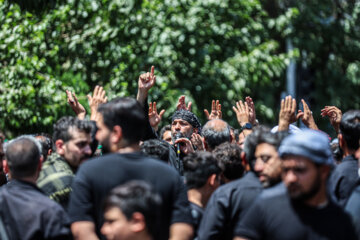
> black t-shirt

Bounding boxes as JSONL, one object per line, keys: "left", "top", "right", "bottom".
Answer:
{"left": 197, "top": 171, "right": 263, "bottom": 240}
{"left": 67, "top": 152, "right": 193, "bottom": 240}
{"left": 234, "top": 185, "right": 358, "bottom": 240}
{"left": 190, "top": 202, "right": 204, "bottom": 239}
{"left": 329, "top": 154, "right": 359, "bottom": 207}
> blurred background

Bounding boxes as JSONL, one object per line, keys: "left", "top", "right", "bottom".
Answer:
{"left": 0, "top": 0, "right": 359, "bottom": 138}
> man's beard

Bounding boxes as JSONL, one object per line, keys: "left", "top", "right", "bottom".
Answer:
{"left": 100, "top": 135, "right": 112, "bottom": 154}
{"left": 171, "top": 129, "right": 193, "bottom": 144}
{"left": 287, "top": 172, "right": 322, "bottom": 202}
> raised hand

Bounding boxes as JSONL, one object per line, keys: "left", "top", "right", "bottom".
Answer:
{"left": 137, "top": 66, "right": 156, "bottom": 104}
{"left": 278, "top": 95, "right": 297, "bottom": 131}
{"left": 87, "top": 85, "right": 108, "bottom": 121}
{"left": 148, "top": 102, "right": 165, "bottom": 131}
{"left": 191, "top": 133, "right": 205, "bottom": 151}
{"left": 297, "top": 99, "right": 318, "bottom": 130}
{"left": 176, "top": 95, "right": 192, "bottom": 111}
{"left": 204, "top": 100, "right": 222, "bottom": 120}
{"left": 66, "top": 90, "right": 86, "bottom": 120}
{"left": 233, "top": 100, "right": 250, "bottom": 127}
{"left": 246, "top": 96, "right": 257, "bottom": 125}
{"left": 321, "top": 106, "right": 342, "bottom": 134}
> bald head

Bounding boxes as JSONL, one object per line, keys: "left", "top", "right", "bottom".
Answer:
{"left": 202, "top": 119, "right": 231, "bottom": 151}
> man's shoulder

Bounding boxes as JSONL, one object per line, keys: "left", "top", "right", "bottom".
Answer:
{"left": 39, "top": 154, "right": 73, "bottom": 178}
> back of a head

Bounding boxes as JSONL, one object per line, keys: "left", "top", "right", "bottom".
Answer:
{"left": 213, "top": 142, "right": 244, "bottom": 181}
{"left": 140, "top": 139, "right": 170, "bottom": 162}
{"left": 183, "top": 151, "right": 221, "bottom": 189}
{"left": 340, "top": 110, "right": 360, "bottom": 151}
{"left": 160, "top": 125, "right": 171, "bottom": 139}
{"left": 98, "top": 97, "right": 146, "bottom": 144}
{"left": 4, "top": 135, "right": 42, "bottom": 179}
{"left": 103, "top": 180, "right": 162, "bottom": 238}
{"left": 202, "top": 119, "right": 231, "bottom": 151}
{"left": 34, "top": 133, "right": 54, "bottom": 161}
{"left": 53, "top": 116, "right": 93, "bottom": 142}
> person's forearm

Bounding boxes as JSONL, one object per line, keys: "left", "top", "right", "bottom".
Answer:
{"left": 170, "top": 223, "right": 193, "bottom": 240}
{"left": 71, "top": 222, "right": 99, "bottom": 240}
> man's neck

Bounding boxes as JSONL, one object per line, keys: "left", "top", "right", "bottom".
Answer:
{"left": 187, "top": 187, "right": 212, "bottom": 208}
{"left": 303, "top": 185, "right": 328, "bottom": 207}
{"left": 116, "top": 143, "right": 140, "bottom": 154}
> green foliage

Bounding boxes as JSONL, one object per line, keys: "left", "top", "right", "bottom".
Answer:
{"left": 0, "top": 0, "right": 359, "bottom": 137}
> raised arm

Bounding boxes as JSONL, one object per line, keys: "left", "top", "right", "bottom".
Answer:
{"left": 245, "top": 96, "right": 257, "bottom": 126}
{"left": 148, "top": 102, "right": 165, "bottom": 131}
{"left": 87, "top": 85, "right": 108, "bottom": 122}
{"left": 176, "top": 95, "right": 192, "bottom": 111}
{"left": 278, "top": 95, "right": 297, "bottom": 131}
{"left": 204, "top": 100, "right": 222, "bottom": 120}
{"left": 297, "top": 99, "right": 319, "bottom": 130}
{"left": 233, "top": 100, "right": 252, "bottom": 137}
{"left": 321, "top": 106, "right": 342, "bottom": 134}
{"left": 66, "top": 90, "right": 86, "bottom": 120}
{"left": 136, "top": 66, "right": 156, "bottom": 105}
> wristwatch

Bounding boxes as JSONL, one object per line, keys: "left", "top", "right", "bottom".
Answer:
{"left": 240, "top": 123, "right": 252, "bottom": 131}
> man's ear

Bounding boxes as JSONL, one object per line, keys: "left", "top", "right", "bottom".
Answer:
{"left": 55, "top": 139, "right": 65, "bottom": 156}
{"left": 2, "top": 159, "right": 9, "bottom": 174}
{"left": 207, "top": 174, "right": 218, "bottom": 187}
{"left": 111, "top": 125, "right": 123, "bottom": 144}
{"left": 320, "top": 165, "right": 331, "bottom": 181}
{"left": 241, "top": 151, "right": 250, "bottom": 172}
{"left": 130, "top": 212, "right": 146, "bottom": 233}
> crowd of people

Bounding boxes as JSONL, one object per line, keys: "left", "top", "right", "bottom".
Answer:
{"left": 0, "top": 66, "right": 360, "bottom": 240}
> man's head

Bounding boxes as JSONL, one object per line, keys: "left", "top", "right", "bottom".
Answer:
{"left": 201, "top": 119, "right": 231, "bottom": 151}
{"left": 140, "top": 139, "right": 170, "bottom": 163}
{"left": 171, "top": 110, "right": 201, "bottom": 142}
{"left": 213, "top": 142, "right": 245, "bottom": 183}
{"left": 34, "top": 133, "right": 54, "bottom": 162}
{"left": 183, "top": 151, "right": 222, "bottom": 190}
{"left": 53, "top": 116, "right": 93, "bottom": 169}
{"left": 97, "top": 97, "right": 147, "bottom": 153}
{"left": 338, "top": 110, "right": 360, "bottom": 153}
{"left": 160, "top": 125, "right": 172, "bottom": 145}
{"left": 3, "top": 135, "right": 42, "bottom": 180}
{"left": 279, "top": 130, "right": 333, "bottom": 203}
{"left": 101, "top": 181, "right": 162, "bottom": 240}
{"left": 253, "top": 130, "right": 283, "bottom": 188}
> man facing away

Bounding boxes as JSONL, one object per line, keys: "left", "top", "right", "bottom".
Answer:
{"left": 68, "top": 97, "right": 193, "bottom": 240}
{"left": 37, "top": 116, "right": 93, "bottom": 209}
{"left": 0, "top": 135, "right": 71, "bottom": 240}
{"left": 233, "top": 130, "right": 357, "bottom": 240}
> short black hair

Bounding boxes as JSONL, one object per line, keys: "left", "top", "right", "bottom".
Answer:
{"left": 53, "top": 116, "right": 93, "bottom": 142}
{"left": 202, "top": 119, "right": 231, "bottom": 151}
{"left": 243, "top": 125, "right": 272, "bottom": 170}
{"left": 98, "top": 97, "right": 146, "bottom": 144}
{"left": 140, "top": 139, "right": 170, "bottom": 162}
{"left": 213, "top": 142, "right": 244, "bottom": 180}
{"left": 340, "top": 110, "right": 360, "bottom": 150}
{"left": 4, "top": 135, "right": 42, "bottom": 178}
{"left": 160, "top": 125, "right": 171, "bottom": 140}
{"left": 34, "top": 133, "right": 54, "bottom": 161}
{"left": 103, "top": 181, "right": 162, "bottom": 238}
{"left": 183, "top": 151, "right": 221, "bottom": 189}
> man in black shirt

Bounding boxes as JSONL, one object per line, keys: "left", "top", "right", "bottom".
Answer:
{"left": 183, "top": 152, "right": 222, "bottom": 238}
{"left": 68, "top": 97, "right": 193, "bottom": 240}
{"left": 197, "top": 127, "right": 279, "bottom": 240}
{"left": 234, "top": 130, "right": 357, "bottom": 240}
{"left": 329, "top": 110, "right": 360, "bottom": 207}
{"left": 0, "top": 135, "right": 71, "bottom": 240}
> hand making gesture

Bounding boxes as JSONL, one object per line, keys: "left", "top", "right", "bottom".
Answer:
{"left": 148, "top": 102, "right": 165, "bottom": 131}
{"left": 176, "top": 95, "right": 192, "bottom": 111}
{"left": 278, "top": 95, "right": 297, "bottom": 131}
{"left": 204, "top": 100, "right": 222, "bottom": 120}
{"left": 66, "top": 90, "right": 86, "bottom": 120}
{"left": 137, "top": 66, "right": 156, "bottom": 104}
{"left": 87, "top": 85, "right": 108, "bottom": 121}
{"left": 321, "top": 106, "right": 342, "bottom": 134}
{"left": 297, "top": 99, "right": 318, "bottom": 130}
{"left": 245, "top": 96, "right": 257, "bottom": 126}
